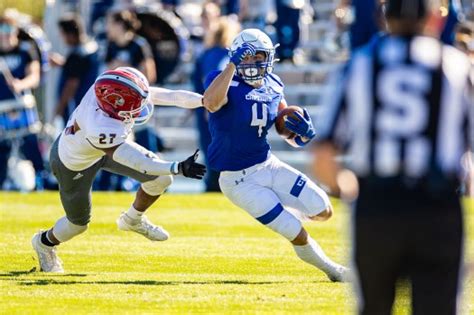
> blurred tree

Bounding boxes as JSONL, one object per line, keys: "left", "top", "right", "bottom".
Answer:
{"left": 0, "top": 1, "right": 44, "bottom": 22}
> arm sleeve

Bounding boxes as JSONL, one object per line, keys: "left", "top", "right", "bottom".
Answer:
{"left": 149, "top": 87, "right": 203, "bottom": 109}
{"left": 112, "top": 141, "right": 176, "bottom": 176}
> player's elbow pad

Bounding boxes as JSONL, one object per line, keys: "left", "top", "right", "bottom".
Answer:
{"left": 112, "top": 141, "right": 177, "bottom": 176}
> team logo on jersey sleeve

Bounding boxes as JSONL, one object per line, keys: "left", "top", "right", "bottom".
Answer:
{"left": 103, "top": 93, "right": 125, "bottom": 108}
{"left": 245, "top": 89, "right": 273, "bottom": 102}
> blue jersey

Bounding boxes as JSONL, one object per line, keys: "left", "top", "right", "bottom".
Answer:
{"left": 204, "top": 71, "right": 285, "bottom": 171}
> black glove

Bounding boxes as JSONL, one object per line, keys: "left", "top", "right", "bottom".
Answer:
{"left": 178, "top": 149, "right": 207, "bottom": 179}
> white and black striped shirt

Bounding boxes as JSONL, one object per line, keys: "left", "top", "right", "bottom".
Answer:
{"left": 319, "top": 34, "right": 473, "bottom": 191}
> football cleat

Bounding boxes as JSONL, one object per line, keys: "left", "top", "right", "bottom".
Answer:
{"left": 116, "top": 213, "right": 169, "bottom": 241}
{"left": 31, "top": 231, "right": 64, "bottom": 273}
{"left": 328, "top": 265, "right": 352, "bottom": 283}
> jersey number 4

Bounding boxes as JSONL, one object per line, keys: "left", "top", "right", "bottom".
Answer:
{"left": 251, "top": 102, "right": 268, "bottom": 137}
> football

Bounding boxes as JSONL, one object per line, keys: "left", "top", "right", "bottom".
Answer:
{"left": 275, "top": 105, "right": 304, "bottom": 139}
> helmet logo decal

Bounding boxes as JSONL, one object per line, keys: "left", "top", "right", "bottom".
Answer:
{"left": 103, "top": 93, "right": 126, "bottom": 108}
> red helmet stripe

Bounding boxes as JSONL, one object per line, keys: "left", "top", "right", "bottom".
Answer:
{"left": 94, "top": 68, "right": 150, "bottom": 123}
{"left": 96, "top": 73, "right": 148, "bottom": 98}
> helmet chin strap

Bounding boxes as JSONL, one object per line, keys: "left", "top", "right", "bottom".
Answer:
{"left": 116, "top": 99, "right": 154, "bottom": 126}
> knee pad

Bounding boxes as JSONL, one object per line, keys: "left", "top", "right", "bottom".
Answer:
{"left": 52, "top": 216, "right": 88, "bottom": 243}
{"left": 266, "top": 209, "right": 302, "bottom": 241}
{"left": 141, "top": 175, "right": 173, "bottom": 196}
{"left": 299, "top": 181, "right": 331, "bottom": 217}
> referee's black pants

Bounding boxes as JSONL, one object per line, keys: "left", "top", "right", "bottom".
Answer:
{"left": 353, "top": 202, "right": 463, "bottom": 315}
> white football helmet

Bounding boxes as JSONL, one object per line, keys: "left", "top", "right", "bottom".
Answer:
{"left": 229, "top": 29, "right": 279, "bottom": 87}
{"left": 115, "top": 66, "right": 154, "bottom": 126}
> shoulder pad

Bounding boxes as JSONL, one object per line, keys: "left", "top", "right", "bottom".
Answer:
{"left": 267, "top": 73, "right": 284, "bottom": 94}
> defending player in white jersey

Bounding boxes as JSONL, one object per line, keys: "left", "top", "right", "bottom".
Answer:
{"left": 32, "top": 67, "right": 206, "bottom": 272}
{"left": 202, "top": 29, "right": 350, "bottom": 281}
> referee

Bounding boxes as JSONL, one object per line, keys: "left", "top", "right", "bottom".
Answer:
{"left": 313, "top": 0, "right": 473, "bottom": 314}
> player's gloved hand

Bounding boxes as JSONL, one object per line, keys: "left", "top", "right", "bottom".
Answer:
{"left": 284, "top": 108, "right": 316, "bottom": 140}
{"left": 178, "top": 149, "right": 207, "bottom": 179}
{"left": 230, "top": 43, "right": 256, "bottom": 66}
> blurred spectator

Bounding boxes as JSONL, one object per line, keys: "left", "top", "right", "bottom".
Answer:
{"left": 137, "top": 9, "right": 188, "bottom": 85}
{"left": 162, "top": 0, "right": 180, "bottom": 13}
{"left": 101, "top": 9, "right": 164, "bottom": 191}
{"left": 192, "top": 16, "right": 241, "bottom": 191}
{"left": 349, "top": 0, "right": 379, "bottom": 49}
{"left": 49, "top": 15, "right": 99, "bottom": 124}
{"left": 195, "top": 1, "right": 222, "bottom": 53}
{"left": 440, "top": 0, "right": 462, "bottom": 45}
{"left": 239, "top": 0, "right": 270, "bottom": 29}
{"left": 275, "top": 0, "right": 304, "bottom": 62}
{"left": 224, "top": 0, "right": 240, "bottom": 16}
{"left": 455, "top": 22, "right": 474, "bottom": 60}
{"left": 0, "top": 14, "right": 46, "bottom": 189}
{"left": 348, "top": 0, "right": 462, "bottom": 50}
{"left": 89, "top": 0, "right": 115, "bottom": 34}
{"left": 208, "top": 0, "right": 240, "bottom": 16}
{"left": 105, "top": 10, "right": 156, "bottom": 82}
{"left": 202, "top": 1, "right": 222, "bottom": 34}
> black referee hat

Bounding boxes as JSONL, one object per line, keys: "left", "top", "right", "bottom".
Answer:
{"left": 385, "top": 0, "right": 428, "bottom": 19}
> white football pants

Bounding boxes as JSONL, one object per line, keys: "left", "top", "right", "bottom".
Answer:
{"left": 219, "top": 154, "right": 331, "bottom": 241}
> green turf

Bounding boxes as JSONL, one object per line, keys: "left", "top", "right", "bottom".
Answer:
{"left": 0, "top": 193, "right": 472, "bottom": 314}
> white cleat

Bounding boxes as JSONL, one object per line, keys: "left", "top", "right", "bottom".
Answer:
{"left": 31, "top": 231, "right": 64, "bottom": 273}
{"left": 116, "top": 213, "right": 169, "bottom": 241}
{"left": 328, "top": 265, "right": 352, "bottom": 283}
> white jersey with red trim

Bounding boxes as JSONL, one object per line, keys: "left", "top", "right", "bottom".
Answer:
{"left": 58, "top": 86, "right": 132, "bottom": 171}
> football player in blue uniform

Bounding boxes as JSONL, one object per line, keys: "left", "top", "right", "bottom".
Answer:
{"left": 202, "top": 29, "right": 350, "bottom": 282}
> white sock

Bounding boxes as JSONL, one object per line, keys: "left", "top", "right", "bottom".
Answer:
{"left": 126, "top": 206, "right": 144, "bottom": 222}
{"left": 293, "top": 237, "right": 342, "bottom": 276}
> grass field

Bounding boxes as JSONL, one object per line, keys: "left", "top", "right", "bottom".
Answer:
{"left": 0, "top": 193, "right": 473, "bottom": 314}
